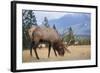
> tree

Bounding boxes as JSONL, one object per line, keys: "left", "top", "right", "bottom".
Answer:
{"left": 43, "top": 17, "right": 49, "bottom": 27}
{"left": 67, "top": 27, "right": 75, "bottom": 45}
{"left": 31, "top": 11, "right": 37, "bottom": 26}
{"left": 53, "top": 24, "right": 59, "bottom": 34}
{"left": 22, "top": 10, "right": 37, "bottom": 27}
{"left": 63, "top": 27, "right": 75, "bottom": 45}
{"left": 22, "top": 10, "right": 37, "bottom": 49}
{"left": 53, "top": 24, "right": 56, "bottom": 30}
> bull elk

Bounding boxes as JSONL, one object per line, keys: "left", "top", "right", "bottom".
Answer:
{"left": 28, "top": 25, "right": 70, "bottom": 59}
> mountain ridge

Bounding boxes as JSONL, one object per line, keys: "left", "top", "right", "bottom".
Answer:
{"left": 48, "top": 13, "right": 91, "bottom": 36}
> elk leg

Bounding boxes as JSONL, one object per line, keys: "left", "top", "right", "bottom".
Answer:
{"left": 30, "top": 42, "right": 34, "bottom": 56}
{"left": 34, "top": 48, "right": 39, "bottom": 59}
{"left": 33, "top": 42, "right": 39, "bottom": 59}
{"left": 53, "top": 49, "right": 57, "bottom": 56}
{"left": 48, "top": 43, "right": 51, "bottom": 58}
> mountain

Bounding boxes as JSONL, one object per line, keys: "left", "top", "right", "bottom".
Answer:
{"left": 48, "top": 13, "right": 91, "bottom": 36}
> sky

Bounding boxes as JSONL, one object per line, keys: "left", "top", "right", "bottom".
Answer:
{"left": 34, "top": 11, "right": 70, "bottom": 25}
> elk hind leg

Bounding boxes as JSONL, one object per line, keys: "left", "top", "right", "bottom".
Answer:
{"left": 30, "top": 42, "right": 34, "bottom": 56}
{"left": 33, "top": 42, "right": 39, "bottom": 59}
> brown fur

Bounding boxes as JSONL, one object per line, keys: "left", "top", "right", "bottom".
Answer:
{"left": 28, "top": 26, "right": 70, "bottom": 59}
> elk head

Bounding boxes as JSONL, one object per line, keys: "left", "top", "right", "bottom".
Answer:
{"left": 53, "top": 41, "right": 65, "bottom": 56}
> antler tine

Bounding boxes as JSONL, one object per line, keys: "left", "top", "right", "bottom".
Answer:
{"left": 64, "top": 39, "right": 72, "bottom": 53}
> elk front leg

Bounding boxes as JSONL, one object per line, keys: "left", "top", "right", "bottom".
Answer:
{"left": 53, "top": 49, "right": 57, "bottom": 56}
{"left": 34, "top": 48, "right": 39, "bottom": 59}
{"left": 48, "top": 43, "right": 51, "bottom": 58}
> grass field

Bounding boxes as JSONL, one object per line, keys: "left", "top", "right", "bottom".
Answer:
{"left": 22, "top": 45, "right": 91, "bottom": 63}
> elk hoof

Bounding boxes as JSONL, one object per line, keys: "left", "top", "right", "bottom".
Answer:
{"left": 37, "top": 57, "right": 39, "bottom": 60}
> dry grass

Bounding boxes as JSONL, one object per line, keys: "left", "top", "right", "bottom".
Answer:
{"left": 22, "top": 45, "right": 91, "bottom": 63}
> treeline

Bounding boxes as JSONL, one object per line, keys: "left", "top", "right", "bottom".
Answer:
{"left": 62, "top": 27, "right": 91, "bottom": 45}
{"left": 74, "top": 36, "right": 91, "bottom": 45}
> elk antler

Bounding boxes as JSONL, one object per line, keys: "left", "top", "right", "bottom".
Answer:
{"left": 64, "top": 39, "right": 72, "bottom": 53}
